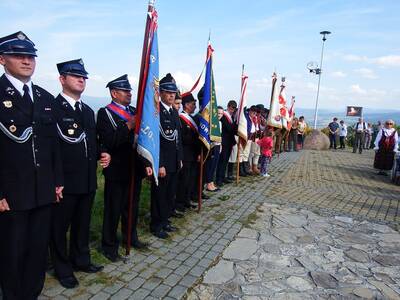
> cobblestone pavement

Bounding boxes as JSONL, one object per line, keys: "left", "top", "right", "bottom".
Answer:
{"left": 188, "top": 149, "right": 400, "bottom": 300}
{"left": 5, "top": 149, "right": 399, "bottom": 299}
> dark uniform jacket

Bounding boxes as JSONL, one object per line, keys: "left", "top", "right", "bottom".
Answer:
{"left": 53, "top": 94, "right": 98, "bottom": 194}
{"left": 97, "top": 104, "right": 147, "bottom": 182}
{"left": 0, "top": 74, "right": 63, "bottom": 211}
{"left": 179, "top": 112, "right": 201, "bottom": 162}
{"left": 220, "top": 113, "right": 237, "bottom": 149}
{"left": 159, "top": 104, "right": 183, "bottom": 173}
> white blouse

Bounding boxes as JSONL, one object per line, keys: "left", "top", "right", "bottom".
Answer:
{"left": 373, "top": 128, "right": 399, "bottom": 152}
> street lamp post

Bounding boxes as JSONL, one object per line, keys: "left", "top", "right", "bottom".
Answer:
{"left": 312, "top": 31, "right": 331, "bottom": 129}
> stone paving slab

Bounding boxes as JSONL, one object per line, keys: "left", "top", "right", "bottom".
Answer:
{"left": 2, "top": 149, "right": 400, "bottom": 299}
{"left": 188, "top": 203, "right": 400, "bottom": 299}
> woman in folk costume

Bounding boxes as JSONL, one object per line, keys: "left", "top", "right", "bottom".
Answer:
{"left": 373, "top": 119, "right": 398, "bottom": 175}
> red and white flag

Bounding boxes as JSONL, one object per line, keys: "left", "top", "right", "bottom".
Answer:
{"left": 237, "top": 73, "right": 248, "bottom": 141}
{"left": 267, "top": 73, "right": 282, "bottom": 128}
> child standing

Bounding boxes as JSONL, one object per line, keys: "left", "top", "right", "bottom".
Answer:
{"left": 257, "top": 129, "right": 274, "bottom": 177}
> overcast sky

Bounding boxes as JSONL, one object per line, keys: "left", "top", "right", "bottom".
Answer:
{"left": 1, "top": 0, "right": 399, "bottom": 110}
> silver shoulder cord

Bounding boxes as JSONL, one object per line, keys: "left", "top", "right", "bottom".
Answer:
{"left": 159, "top": 123, "right": 177, "bottom": 141}
{"left": 105, "top": 108, "right": 118, "bottom": 130}
{"left": 56, "top": 123, "right": 88, "bottom": 157}
{"left": 0, "top": 122, "right": 32, "bottom": 143}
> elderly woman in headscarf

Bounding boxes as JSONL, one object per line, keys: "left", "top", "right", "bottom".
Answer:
{"left": 373, "top": 119, "right": 399, "bottom": 175}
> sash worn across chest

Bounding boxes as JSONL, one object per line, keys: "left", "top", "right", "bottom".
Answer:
{"left": 223, "top": 111, "right": 233, "bottom": 124}
{"left": 106, "top": 102, "right": 133, "bottom": 122}
{"left": 179, "top": 112, "right": 198, "bottom": 132}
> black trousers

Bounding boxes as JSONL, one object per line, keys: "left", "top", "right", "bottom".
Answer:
{"left": 101, "top": 179, "right": 142, "bottom": 256}
{"left": 216, "top": 144, "right": 232, "bottom": 184}
{"left": 0, "top": 205, "right": 51, "bottom": 300}
{"left": 150, "top": 171, "right": 177, "bottom": 232}
{"left": 353, "top": 133, "right": 364, "bottom": 153}
{"left": 339, "top": 136, "right": 346, "bottom": 149}
{"left": 50, "top": 192, "right": 94, "bottom": 279}
{"left": 176, "top": 161, "right": 197, "bottom": 211}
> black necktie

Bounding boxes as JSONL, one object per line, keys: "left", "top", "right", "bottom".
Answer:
{"left": 74, "top": 101, "right": 83, "bottom": 122}
{"left": 169, "top": 108, "right": 173, "bottom": 114}
{"left": 74, "top": 101, "right": 81, "bottom": 111}
{"left": 23, "top": 84, "right": 33, "bottom": 105}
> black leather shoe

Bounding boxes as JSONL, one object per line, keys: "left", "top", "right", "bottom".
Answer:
{"left": 152, "top": 230, "right": 169, "bottom": 239}
{"left": 164, "top": 224, "right": 177, "bottom": 232}
{"left": 58, "top": 275, "right": 79, "bottom": 289}
{"left": 132, "top": 239, "right": 148, "bottom": 249}
{"left": 74, "top": 263, "right": 103, "bottom": 273}
{"left": 102, "top": 252, "right": 122, "bottom": 263}
{"left": 171, "top": 211, "right": 184, "bottom": 218}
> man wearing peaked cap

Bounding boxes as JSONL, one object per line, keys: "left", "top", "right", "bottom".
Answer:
{"left": 50, "top": 58, "right": 110, "bottom": 289}
{"left": 97, "top": 75, "right": 152, "bottom": 262}
{"left": 0, "top": 31, "right": 64, "bottom": 299}
{"left": 56, "top": 58, "right": 89, "bottom": 79}
{"left": 175, "top": 93, "right": 201, "bottom": 213}
{"left": 150, "top": 73, "right": 183, "bottom": 239}
{"left": 106, "top": 74, "right": 132, "bottom": 90}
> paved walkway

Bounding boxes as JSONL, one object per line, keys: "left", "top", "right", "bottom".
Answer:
{"left": 13, "top": 149, "right": 400, "bottom": 299}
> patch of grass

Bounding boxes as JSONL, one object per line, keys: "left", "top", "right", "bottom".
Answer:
{"left": 239, "top": 210, "right": 260, "bottom": 228}
{"left": 207, "top": 203, "right": 221, "bottom": 208}
{"left": 90, "top": 248, "right": 110, "bottom": 265}
{"left": 218, "top": 195, "right": 230, "bottom": 201}
{"left": 86, "top": 271, "right": 116, "bottom": 286}
{"left": 212, "top": 213, "right": 226, "bottom": 222}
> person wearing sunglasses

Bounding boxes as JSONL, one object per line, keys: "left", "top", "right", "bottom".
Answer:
{"left": 373, "top": 119, "right": 398, "bottom": 175}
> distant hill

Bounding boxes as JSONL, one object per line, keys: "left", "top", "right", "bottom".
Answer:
{"left": 82, "top": 96, "right": 110, "bottom": 112}
{"left": 81, "top": 95, "right": 399, "bottom": 128}
{"left": 295, "top": 108, "right": 400, "bottom": 128}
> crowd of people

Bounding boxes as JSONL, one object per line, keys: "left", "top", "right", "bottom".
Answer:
{"left": 0, "top": 31, "right": 309, "bottom": 298}
{"left": 327, "top": 117, "right": 399, "bottom": 175}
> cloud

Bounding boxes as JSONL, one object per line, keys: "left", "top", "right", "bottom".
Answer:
{"left": 343, "top": 54, "right": 400, "bottom": 68}
{"left": 372, "top": 55, "right": 400, "bottom": 67}
{"left": 331, "top": 71, "right": 347, "bottom": 78}
{"left": 350, "top": 84, "right": 367, "bottom": 95}
{"left": 354, "top": 68, "right": 377, "bottom": 79}
{"left": 173, "top": 71, "right": 195, "bottom": 91}
{"left": 343, "top": 54, "right": 368, "bottom": 62}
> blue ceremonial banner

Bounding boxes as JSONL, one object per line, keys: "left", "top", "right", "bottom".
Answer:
{"left": 198, "top": 44, "right": 221, "bottom": 149}
{"left": 137, "top": 24, "right": 160, "bottom": 183}
{"left": 198, "top": 55, "right": 212, "bottom": 148}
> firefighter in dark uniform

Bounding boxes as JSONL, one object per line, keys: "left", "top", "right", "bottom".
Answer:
{"left": 0, "top": 31, "right": 63, "bottom": 299}
{"left": 96, "top": 75, "right": 152, "bottom": 263}
{"left": 216, "top": 100, "right": 238, "bottom": 187}
{"left": 176, "top": 93, "right": 201, "bottom": 212}
{"left": 150, "top": 73, "right": 182, "bottom": 239}
{"left": 50, "top": 59, "right": 110, "bottom": 289}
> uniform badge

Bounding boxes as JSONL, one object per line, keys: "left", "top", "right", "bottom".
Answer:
{"left": 3, "top": 101, "right": 12, "bottom": 108}
{"left": 72, "top": 123, "right": 78, "bottom": 129}
{"left": 17, "top": 32, "right": 26, "bottom": 40}
{"left": 68, "top": 129, "right": 75, "bottom": 135}
{"left": 9, "top": 125, "right": 16, "bottom": 133}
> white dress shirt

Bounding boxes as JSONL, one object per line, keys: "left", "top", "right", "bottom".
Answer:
{"left": 4, "top": 72, "right": 33, "bottom": 100}
{"left": 60, "top": 92, "right": 81, "bottom": 110}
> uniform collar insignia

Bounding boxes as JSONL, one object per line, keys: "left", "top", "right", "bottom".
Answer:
{"left": 35, "top": 88, "right": 41, "bottom": 97}
{"left": 5, "top": 87, "right": 15, "bottom": 96}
